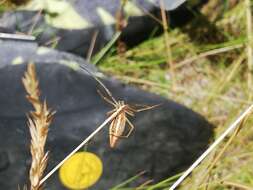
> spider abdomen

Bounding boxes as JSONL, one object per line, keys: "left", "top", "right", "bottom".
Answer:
{"left": 109, "top": 112, "right": 127, "bottom": 148}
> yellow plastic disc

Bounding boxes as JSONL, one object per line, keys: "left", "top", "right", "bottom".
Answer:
{"left": 59, "top": 152, "right": 103, "bottom": 189}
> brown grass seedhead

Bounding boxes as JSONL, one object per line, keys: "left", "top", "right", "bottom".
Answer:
{"left": 22, "top": 63, "right": 55, "bottom": 190}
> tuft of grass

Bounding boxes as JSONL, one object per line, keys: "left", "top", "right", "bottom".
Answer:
{"left": 22, "top": 63, "right": 55, "bottom": 190}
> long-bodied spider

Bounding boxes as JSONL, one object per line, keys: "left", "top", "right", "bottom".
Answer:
{"left": 80, "top": 65, "right": 159, "bottom": 148}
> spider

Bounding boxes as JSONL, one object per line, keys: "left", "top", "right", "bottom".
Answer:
{"left": 80, "top": 65, "right": 159, "bottom": 148}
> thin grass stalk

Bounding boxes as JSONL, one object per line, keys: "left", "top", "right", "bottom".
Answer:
{"left": 22, "top": 63, "right": 55, "bottom": 190}
{"left": 195, "top": 173, "right": 232, "bottom": 190}
{"left": 136, "top": 180, "right": 153, "bottom": 190}
{"left": 196, "top": 115, "right": 247, "bottom": 189}
{"left": 93, "top": 31, "right": 121, "bottom": 65}
{"left": 159, "top": 0, "right": 175, "bottom": 89}
{"left": 28, "top": 9, "right": 42, "bottom": 35}
{"left": 175, "top": 43, "right": 244, "bottom": 69}
{"left": 204, "top": 53, "right": 245, "bottom": 105}
{"left": 43, "top": 36, "right": 61, "bottom": 47}
{"left": 147, "top": 172, "right": 182, "bottom": 190}
{"left": 116, "top": 0, "right": 127, "bottom": 55}
{"left": 111, "top": 171, "right": 146, "bottom": 190}
{"left": 168, "top": 103, "right": 253, "bottom": 190}
{"left": 245, "top": 0, "right": 253, "bottom": 92}
{"left": 86, "top": 30, "right": 99, "bottom": 61}
{"left": 222, "top": 181, "right": 253, "bottom": 189}
{"left": 135, "top": 3, "right": 163, "bottom": 25}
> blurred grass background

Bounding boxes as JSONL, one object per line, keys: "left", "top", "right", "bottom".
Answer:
{"left": 98, "top": 0, "right": 253, "bottom": 189}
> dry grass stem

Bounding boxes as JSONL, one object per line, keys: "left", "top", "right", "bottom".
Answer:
{"left": 22, "top": 63, "right": 55, "bottom": 190}
{"left": 222, "top": 181, "right": 253, "bottom": 190}
{"left": 168, "top": 103, "right": 253, "bottom": 190}
{"left": 86, "top": 30, "right": 99, "bottom": 61}
{"left": 159, "top": 0, "right": 175, "bottom": 89}
{"left": 43, "top": 36, "right": 61, "bottom": 47}
{"left": 136, "top": 3, "right": 163, "bottom": 25}
{"left": 115, "top": 0, "right": 127, "bottom": 55}
{"left": 175, "top": 43, "right": 244, "bottom": 69}
{"left": 197, "top": 115, "right": 248, "bottom": 188}
{"left": 204, "top": 53, "right": 245, "bottom": 105}
{"left": 28, "top": 9, "right": 42, "bottom": 35}
{"left": 245, "top": 0, "right": 253, "bottom": 90}
{"left": 136, "top": 180, "right": 154, "bottom": 190}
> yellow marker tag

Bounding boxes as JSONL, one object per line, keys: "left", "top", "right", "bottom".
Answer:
{"left": 59, "top": 152, "right": 103, "bottom": 189}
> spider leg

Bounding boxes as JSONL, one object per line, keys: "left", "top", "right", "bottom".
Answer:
{"left": 124, "top": 118, "right": 134, "bottom": 138}
{"left": 97, "top": 89, "right": 116, "bottom": 106}
{"left": 131, "top": 103, "right": 161, "bottom": 112}
{"left": 80, "top": 64, "right": 118, "bottom": 104}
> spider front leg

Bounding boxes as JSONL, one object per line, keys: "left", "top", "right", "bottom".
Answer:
{"left": 97, "top": 89, "right": 116, "bottom": 106}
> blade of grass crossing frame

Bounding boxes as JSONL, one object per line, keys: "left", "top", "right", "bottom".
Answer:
{"left": 92, "top": 31, "right": 121, "bottom": 65}
{"left": 147, "top": 172, "right": 182, "bottom": 190}
{"left": 110, "top": 171, "right": 146, "bottom": 190}
{"left": 168, "top": 103, "right": 253, "bottom": 190}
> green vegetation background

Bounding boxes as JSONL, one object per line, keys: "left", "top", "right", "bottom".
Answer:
{"left": 100, "top": 1, "right": 253, "bottom": 189}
